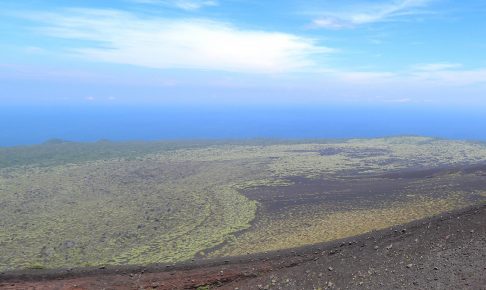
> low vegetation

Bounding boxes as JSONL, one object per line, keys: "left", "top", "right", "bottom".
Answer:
{"left": 210, "top": 194, "right": 471, "bottom": 256}
{"left": 0, "top": 137, "right": 485, "bottom": 271}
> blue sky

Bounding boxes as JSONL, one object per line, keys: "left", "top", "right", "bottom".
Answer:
{"left": 1, "top": 0, "right": 486, "bottom": 106}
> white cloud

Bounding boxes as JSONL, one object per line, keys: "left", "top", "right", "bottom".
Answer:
{"left": 407, "top": 63, "right": 486, "bottom": 86}
{"left": 332, "top": 71, "right": 396, "bottom": 83}
{"left": 130, "top": 0, "right": 218, "bottom": 11}
{"left": 324, "top": 64, "right": 486, "bottom": 88}
{"left": 312, "top": 0, "right": 433, "bottom": 29}
{"left": 312, "top": 18, "right": 349, "bottom": 30}
{"left": 30, "top": 9, "right": 331, "bottom": 73}
{"left": 409, "top": 68, "right": 486, "bottom": 86}
{"left": 24, "top": 46, "right": 45, "bottom": 54}
{"left": 385, "top": 98, "right": 412, "bottom": 103}
{"left": 411, "top": 62, "right": 462, "bottom": 71}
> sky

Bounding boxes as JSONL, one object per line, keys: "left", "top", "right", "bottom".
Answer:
{"left": 1, "top": 0, "right": 486, "bottom": 106}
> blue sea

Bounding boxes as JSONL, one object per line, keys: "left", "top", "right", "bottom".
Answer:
{"left": 1, "top": 104, "right": 485, "bottom": 147}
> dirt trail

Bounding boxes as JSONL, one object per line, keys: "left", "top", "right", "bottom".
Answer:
{"left": 1, "top": 204, "right": 485, "bottom": 290}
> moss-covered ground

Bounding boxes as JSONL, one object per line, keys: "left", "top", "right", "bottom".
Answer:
{"left": 0, "top": 137, "right": 485, "bottom": 271}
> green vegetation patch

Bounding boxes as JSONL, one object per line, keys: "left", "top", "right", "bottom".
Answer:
{"left": 1, "top": 137, "right": 486, "bottom": 271}
{"left": 210, "top": 193, "right": 473, "bottom": 257}
{"left": 0, "top": 156, "right": 258, "bottom": 271}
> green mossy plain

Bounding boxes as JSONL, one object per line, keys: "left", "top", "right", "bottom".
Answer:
{"left": 0, "top": 137, "right": 485, "bottom": 271}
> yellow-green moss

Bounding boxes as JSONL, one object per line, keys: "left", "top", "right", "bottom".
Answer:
{"left": 1, "top": 137, "right": 486, "bottom": 271}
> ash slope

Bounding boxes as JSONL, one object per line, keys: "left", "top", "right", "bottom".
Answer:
{"left": 2, "top": 203, "right": 485, "bottom": 289}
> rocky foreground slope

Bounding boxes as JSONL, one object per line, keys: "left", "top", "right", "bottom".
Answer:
{"left": 1, "top": 203, "right": 485, "bottom": 289}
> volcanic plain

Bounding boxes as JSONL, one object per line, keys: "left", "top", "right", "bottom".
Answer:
{"left": 0, "top": 137, "right": 485, "bottom": 288}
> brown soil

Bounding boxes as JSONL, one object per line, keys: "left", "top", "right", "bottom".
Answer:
{"left": 1, "top": 203, "right": 485, "bottom": 290}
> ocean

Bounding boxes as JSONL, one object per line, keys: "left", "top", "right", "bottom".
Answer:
{"left": 1, "top": 104, "right": 485, "bottom": 146}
